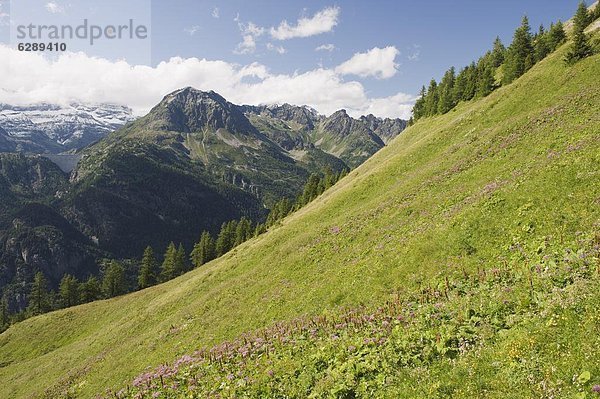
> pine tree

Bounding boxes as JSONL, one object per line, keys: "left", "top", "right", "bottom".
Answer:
{"left": 463, "top": 63, "right": 478, "bottom": 101}
{"left": 160, "top": 242, "right": 178, "bottom": 281}
{"left": 503, "top": 16, "right": 534, "bottom": 84}
{"left": 476, "top": 65, "right": 495, "bottom": 97}
{"left": 138, "top": 246, "right": 158, "bottom": 289}
{"left": 424, "top": 79, "right": 439, "bottom": 116}
{"left": 80, "top": 276, "right": 102, "bottom": 303}
{"left": 102, "top": 260, "right": 127, "bottom": 298}
{"left": 190, "top": 231, "right": 216, "bottom": 268}
{"left": 548, "top": 21, "right": 567, "bottom": 51}
{"left": 175, "top": 244, "right": 187, "bottom": 274}
{"left": 490, "top": 36, "right": 506, "bottom": 68}
{"left": 565, "top": 2, "right": 593, "bottom": 64}
{"left": 216, "top": 221, "right": 236, "bottom": 256}
{"left": 412, "top": 86, "right": 427, "bottom": 120}
{"left": 254, "top": 223, "right": 267, "bottom": 237}
{"left": 534, "top": 24, "right": 550, "bottom": 62}
{"left": 59, "top": 274, "right": 80, "bottom": 308}
{"left": 235, "top": 217, "right": 253, "bottom": 246}
{"left": 27, "top": 272, "right": 50, "bottom": 315}
{"left": 437, "top": 67, "right": 456, "bottom": 114}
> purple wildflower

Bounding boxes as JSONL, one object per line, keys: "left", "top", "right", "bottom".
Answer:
{"left": 593, "top": 385, "right": 600, "bottom": 394}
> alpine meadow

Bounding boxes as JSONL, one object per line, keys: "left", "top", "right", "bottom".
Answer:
{"left": 0, "top": 1, "right": 600, "bottom": 399}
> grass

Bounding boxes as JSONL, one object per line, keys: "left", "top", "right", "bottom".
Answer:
{"left": 1, "top": 33, "right": 599, "bottom": 398}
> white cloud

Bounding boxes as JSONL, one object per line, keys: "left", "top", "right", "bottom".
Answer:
{"left": 407, "top": 44, "right": 420, "bottom": 61}
{"left": 45, "top": 2, "right": 64, "bottom": 14}
{"left": 0, "top": 45, "right": 414, "bottom": 119}
{"left": 184, "top": 25, "right": 200, "bottom": 36}
{"left": 270, "top": 6, "right": 339, "bottom": 40}
{"left": 335, "top": 46, "right": 399, "bottom": 79}
{"left": 234, "top": 21, "right": 265, "bottom": 54}
{"left": 235, "top": 34, "right": 257, "bottom": 54}
{"left": 266, "top": 43, "right": 287, "bottom": 55}
{"left": 211, "top": 7, "right": 219, "bottom": 19}
{"left": 315, "top": 44, "right": 335, "bottom": 52}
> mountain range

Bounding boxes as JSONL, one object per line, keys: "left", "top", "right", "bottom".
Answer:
{"left": 0, "top": 88, "right": 406, "bottom": 311}
{"left": 0, "top": 103, "right": 134, "bottom": 154}
{"left": 1, "top": 19, "right": 598, "bottom": 397}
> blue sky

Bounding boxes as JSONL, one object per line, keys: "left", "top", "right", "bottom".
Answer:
{"left": 151, "top": 0, "right": 582, "bottom": 95}
{"left": 0, "top": 0, "right": 586, "bottom": 118}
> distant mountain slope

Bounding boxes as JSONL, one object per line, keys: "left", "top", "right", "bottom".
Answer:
{"left": 0, "top": 89, "right": 403, "bottom": 303}
{"left": 0, "top": 103, "right": 134, "bottom": 153}
{"left": 1, "top": 26, "right": 598, "bottom": 398}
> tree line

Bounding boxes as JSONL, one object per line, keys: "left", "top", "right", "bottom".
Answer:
{"left": 0, "top": 168, "right": 347, "bottom": 332}
{"left": 412, "top": 1, "right": 598, "bottom": 122}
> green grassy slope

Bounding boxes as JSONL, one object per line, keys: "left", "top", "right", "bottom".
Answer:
{"left": 1, "top": 35, "right": 599, "bottom": 398}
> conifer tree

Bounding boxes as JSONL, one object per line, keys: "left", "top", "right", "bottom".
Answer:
{"left": 216, "top": 221, "right": 237, "bottom": 256}
{"left": 235, "top": 217, "right": 253, "bottom": 246}
{"left": 59, "top": 274, "right": 80, "bottom": 308}
{"left": 424, "top": 79, "right": 439, "bottom": 116}
{"left": 437, "top": 67, "right": 456, "bottom": 114}
{"left": 138, "top": 246, "right": 158, "bottom": 289}
{"left": 548, "top": 21, "right": 567, "bottom": 51}
{"left": 80, "top": 276, "right": 102, "bottom": 303}
{"left": 412, "top": 86, "right": 427, "bottom": 120}
{"left": 175, "top": 244, "right": 187, "bottom": 274}
{"left": 160, "top": 242, "right": 178, "bottom": 281}
{"left": 102, "top": 260, "right": 127, "bottom": 298}
{"left": 463, "top": 63, "right": 478, "bottom": 101}
{"left": 490, "top": 36, "right": 507, "bottom": 68}
{"left": 503, "top": 16, "right": 534, "bottom": 84}
{"left": 452, "top": 68, "right": 468, "bottom": 103}
{"left": 254, "top": 223, "right": 267, "bottom": 237}
{"left": 190, "top": 231, "right": 216, "bottom": 267}
{"left": 27, "top": 272, "right": 50, "bottom": 315}
{"left": 565, "top": 2, "right": 593, "bottom": 64}
{"left": 476, "top": 65, "right": 495, "bottom": 97}
{"left": 534, "top": 24, "right": 551, "bottom": 62}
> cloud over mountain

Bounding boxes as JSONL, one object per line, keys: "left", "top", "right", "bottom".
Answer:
{"left": 0, "top": 45, "right": 414, "bottom": 119}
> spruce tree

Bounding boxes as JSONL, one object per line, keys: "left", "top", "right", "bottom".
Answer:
{"left": 548, "top": 21, "right": 567, "bottom": 51}
{"left": 175, "top": 244, "right": 187, "bottom": 274}
{"left": 27, "top": 272, "right": 50, "bottom": 315}
{"left": 216, "top": 221, "right": 236, "bottom": 256}
{"left": 102, "top": 260, "right": 127, "bottom": 298}
{"left": 534, "top": 25, "right": 550, "bottom": 62}
{"left": 503, "top": 16, "right": 534, "bottom": 84}
{"left": 463, "top": 63, "right": 478, "bottom": 101}
{"left": 452, "top": 68, "right": 468, "bottom": 103}
{"left": 565, "top": 2, "right": 593, "bottom": 64}
{"left": 490, "top": 36, "right": 506, "bottom": 68}
{"left": 476, "top": 65, "right": 495, "bottom": 97}
{"left": 412, "top": 86, "right": 427, "bottom": 120}
{"left": 59, "top": 274, "right": 80, "bottom": 308}
{"left": 190, "top": 231, "right": 216, "bottom": 268}
{"left": 138, "top": 246, "right": 158, "bottom": 289}
{"left": 235, "top": 217, "right": 253, "bottom": 246}
{"left": 160, "top": 242, "right": 178, "bottom": 281}
{"left": 437, "top": 67, "right": 456, "bottom": 114}
{"left": 424, "top": 79, "right": 439, "bottom": 116}
{"left": 254, "top": 223, "right": 267, "bottom": 237}
{"left": 80, "top": 276, "right": 102, "bottom": 303}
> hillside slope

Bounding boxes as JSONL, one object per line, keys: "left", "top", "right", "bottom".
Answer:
{"left": 0, "top": 33, "right": 599, "bottom": 398}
